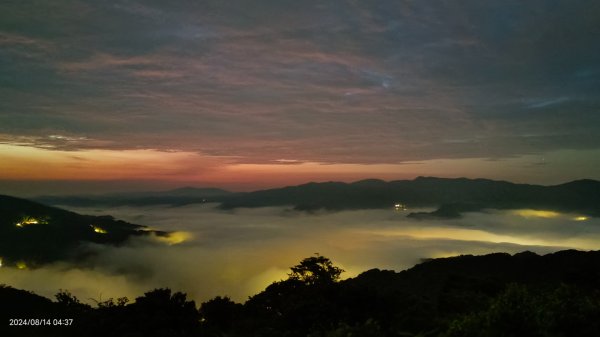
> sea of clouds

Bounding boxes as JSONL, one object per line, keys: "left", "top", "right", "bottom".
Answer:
{"left": 1, "top": 204, "right": 598, "bottom": 304}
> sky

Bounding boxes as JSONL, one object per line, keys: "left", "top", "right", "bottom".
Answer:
{"left": 1, "top": 1, "right": 600, "bottom": 194}
{"left": 1, "top": 204, "right": 597, "bottom": 303}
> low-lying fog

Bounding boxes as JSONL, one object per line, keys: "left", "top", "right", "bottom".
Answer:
{"left": 1, "top": 204, "right": 599, "bottom": 304}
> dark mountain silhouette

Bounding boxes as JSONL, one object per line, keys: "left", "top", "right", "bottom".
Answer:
{"left": 35, "top": 187, "right": 231, "bottom": 207}
{"left": 0, "top": 195, "right": 163, "bottom": 267}
{"left": 2, "top": 250, "right": 600, "bottom": 337}
{"left": 217, "top": 177, "right": 600, "bottom": 217}
{"left": 237, "top": 250, "right": 600, "bottom": 336}
{"left": 0, "top": 285, "right": 55, "bottom": 317}
{"left": 31, "top": 177, "right": 600, "bottom": 217}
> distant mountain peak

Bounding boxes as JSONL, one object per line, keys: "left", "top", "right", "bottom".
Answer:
{"left": 351, "top": 179, "right": 387, "bottom": 186}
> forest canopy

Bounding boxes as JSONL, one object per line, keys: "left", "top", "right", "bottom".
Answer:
{"left": 2, "top": 250, "right": 600, "bottom": 337}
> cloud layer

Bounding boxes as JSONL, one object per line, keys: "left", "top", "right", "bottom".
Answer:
{"left": 1, "top": 0, "right": 599, "bottom": 168}
{"left": 1, "top": 204, "right": 597, "bottom": 303}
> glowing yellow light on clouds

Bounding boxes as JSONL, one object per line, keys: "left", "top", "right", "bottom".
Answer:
{"left": 153, "top": 231, "right": 193, "bottom": 245}
{"left": 361, "top": 227, "right": 551, "bottom": 247}
{"left": 90, "top": 225, "right": 108, "bottom": 234}
{"left": 16, "top": 261, "right": 27, "bottom": 270}
{"left": 573, "top": 216, "right": 588, "bottom": 221}
{"left": 355, "top": 225, "right": 600, "bottom": 251}
{"left": 512, "top": 209, "right": 561, "bottom": 219}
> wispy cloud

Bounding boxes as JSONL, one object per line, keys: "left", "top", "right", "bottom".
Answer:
{"left": 527, "top": 97, "right": 571, "bottom": 109}
{"left": 0, "top": 0, "right": 599, "bottom": 183}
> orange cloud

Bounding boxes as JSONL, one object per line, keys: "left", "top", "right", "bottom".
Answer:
{"left": 0, "top": 144, "right": 228, "bottom": 181}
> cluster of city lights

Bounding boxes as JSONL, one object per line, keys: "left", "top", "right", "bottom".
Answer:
{"left": 15, "top": 216, "right": 48, "bottom": 228}
{"left": 90, "top": 225, "right": 108, "bottom": 234}
{"left": 394, "top": 203, "right": 408, "bottom": 211}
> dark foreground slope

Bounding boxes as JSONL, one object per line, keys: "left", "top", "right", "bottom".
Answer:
{"left": 2, "top": 250, "right": 600, "bottom": 337}
{"left": 0, "top": 195, "right": 161, "bottom": 267}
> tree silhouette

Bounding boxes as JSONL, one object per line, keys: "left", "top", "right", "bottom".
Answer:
{"left": 125, "top": 288, "right": 199, "bottom": 337}
{"left": 55, "top": 289, "right": 91, "bottom": 314}
{"left": 199, "top": 296, "right": 243, "bottom": 334}
{"left": 3, "top": 250, "right": 600, "bottom": 337}
{"left": 288, "top": 254, "right": 344, "bottom": 285}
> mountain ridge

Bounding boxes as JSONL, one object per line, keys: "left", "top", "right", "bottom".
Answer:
{"left": 29, "top": 177, "right": 600, "bottom": 217}
{"left": 217, "top": 177, "right": 600, "bottom": 216}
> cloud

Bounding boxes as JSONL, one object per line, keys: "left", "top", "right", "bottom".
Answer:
{"left": 1, "top": 0, "right": 599, "bottom": 169}
{"left": 1, "top": 204, "right": 596, "bottom": 304}
{"left": 527, "top": 97, "right": 571, "bottom": 109}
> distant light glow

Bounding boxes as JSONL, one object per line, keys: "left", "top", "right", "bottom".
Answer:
{"left": 91, "top": 225, "right": 108, "bottom": 234}
{"left": 15, "top": 216, "right": 47, "bottom": 227}
{"left": 152, "top": 231, "right": 193, "bottom": 245}
{"left": 360, "top": 227, "right": 549, "bottom": 247}
{"left": 356, "top": 224, "right": 600, "bottom": 251}
{"left": 573, "top": 216, "right": 589, "bottom": 221}
{"left": 394, "top": 203, "right": 407, "bottom": 211}
{"left": 512, "top": 209, "right": 561, "bottom": 219}
{"left": 16, "top": 261, "right": 27, "bottom": 270}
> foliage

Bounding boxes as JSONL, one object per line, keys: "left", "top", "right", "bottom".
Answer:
{"left": 443, "top": 284, "right": 600, "bottom": 337}
{"left": 288, "top": 254, "right": 344, "bottom": 285}
{"left": 2, "top": 251, "right": 600, "bottom": 337}
{"left": 55, "top": 289, "right": 83, "bottom": 306}
{"left": 199, "top": 296, "right": 243, "bottom": 335}
{"left": 96, "top": 296, "right": 129, "bottom": 308}
{"left": 55, "top": 289, "right": 91, "bottom": 314}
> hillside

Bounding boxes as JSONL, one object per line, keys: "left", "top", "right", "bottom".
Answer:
{"left": 0, "top": 195, "right": 161, "bottom": 267}
{"left": 1, "top": 250, "right": 599, "bottom": 337}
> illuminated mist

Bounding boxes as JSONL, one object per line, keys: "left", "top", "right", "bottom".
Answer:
{"left": 1, "top": 204, "right": 597, "bottom": 303}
